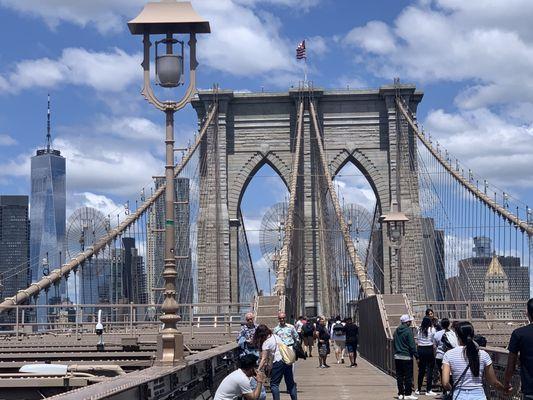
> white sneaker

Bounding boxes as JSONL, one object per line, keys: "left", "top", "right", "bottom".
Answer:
{"left": 404, "top": 396, "right": 418, "bottom": 400}
{"left": 337, "top": 360, "right": 341, "bottom": 364}
{"left": 414, "top": 390, "right": 420, "bottom": 395}
{"left": 397, "top": 396, "right": 404, "bottom": 399}
{"left": 426, "top": 391, "right": 437, "bottom": 396}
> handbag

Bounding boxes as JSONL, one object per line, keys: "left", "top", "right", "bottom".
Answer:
{"left": 442, "top": 363, "right": 470, "bottom": 400}
{"left": 279, "top": 341, "right": 296, "bottom": 365}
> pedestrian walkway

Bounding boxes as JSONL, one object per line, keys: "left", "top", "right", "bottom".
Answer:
{"left": 279, "top": 356, "right": 398, "bottom": 399}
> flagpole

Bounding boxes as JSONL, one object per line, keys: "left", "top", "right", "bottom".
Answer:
{"left": 304, "top": 57, "right": 308, "bottom": 88}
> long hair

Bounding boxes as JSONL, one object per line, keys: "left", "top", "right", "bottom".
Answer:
{"left": 455, "top": 321, "right": 480, "bottom": 377}
{"left": 252, "top": 324, "right": 272, "bottom": 349}
{"left": 420, "top": 316, "right": 432, "bottom": 337}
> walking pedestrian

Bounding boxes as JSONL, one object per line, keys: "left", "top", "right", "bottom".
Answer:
{"left": 442, "top": 321, "right": 508, "bottom": 399}
{"left": 330, "top": 317, "right": 346, "bottom": 364}
{"left": 294, "top": 316, "right": 306, "bottom": 343}
{"left": 433, "top": 318, "right": 458, "bottom": 395}
{"left": 253, "top": 324, "right": 297, "bottom": 400}
{"left": 237, "top": 312, "right": 258, "bottom": 357}
{"left": 316, "top": 317, "right": 330, "bottom": 368}
{"left": 273, "top": 312, "right": 299, "bottom": 346}
{"left": 393, "top": 314, "right": 418, "bottom": 400}
{"left": 344, "top": 317, "right": 359, "bottom": 367}
{"left": 416, "top": 316, "right": 437, "bottom": 396}
{"left": 214, "top": 354, "right": 267, "bottom": 400}
{"left": 301, "top": 318, "right": 315, "bottom": 357}
{"left": 504, "top": 298, "right": 533, "bottom": 399}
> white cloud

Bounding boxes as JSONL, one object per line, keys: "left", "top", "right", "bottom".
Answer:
{"left": 344, "top": 21, "right": 396, "bottom": 55}
{"left": 195, "top": 0, "right": 296, "bottom": 78}
{"left": 96, "top": 116, "right": 163, "bottom": 142}
{"left": 342, "top": 2, "right": 533, "bottom": 108}
{"left": 1, "top": 48, "right": 141, "bottom": 94}
{"left": 0, "top": 0, "right": 144, "bottom": 34}
{"left": 235, "top": 0, "right": 320, "bottom": 11}
{"left": 424, "top": 108, "right": 533, "bottom": 188}
{"left": 307, "top": 36, "right": 329, "bottom": 57}
{"left": 70, "top": 192, "right": 122, "bottom": 218}
{"left": 334, "top": 163, "right": 377, "bottom": 210}
{"left": 0, "top": 134, "right": 16, "bottom": 146}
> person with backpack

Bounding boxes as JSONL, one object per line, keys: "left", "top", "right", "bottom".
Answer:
{"left": 301, "top": 318, "right": 315, "bottom": 357}
{"left": 330, "top": 317, "right": 346, "bottom": 364}
{"left": 433, "top": 318, "right": 458, "bottom": 396}
{"left": 442, "top": 321, "right": 507, "bottom": 399}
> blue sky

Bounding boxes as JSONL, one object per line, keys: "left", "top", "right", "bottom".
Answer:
{"left": 1, "top": 0, "right": 532, "bottom": 294}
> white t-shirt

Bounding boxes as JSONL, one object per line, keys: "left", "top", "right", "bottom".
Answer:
{"left": 416, "top": 326, "right": 436, "bottom": 346}
{"left": 262, "top": 334, "right": 282, "bottom": 363}
{"left": 213, "top": 369, "right": 252, "bottom": 400}
{"left": 442, "top": 346, "right": 492, "bottom": 389}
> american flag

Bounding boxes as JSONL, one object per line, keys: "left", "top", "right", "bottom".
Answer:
{"left": 296, "top": 40, "right": 306, "bottom": 60}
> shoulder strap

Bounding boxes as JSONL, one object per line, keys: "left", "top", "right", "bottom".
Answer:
{"left": 450, "top": 362, "right": 470, "bottom": 393}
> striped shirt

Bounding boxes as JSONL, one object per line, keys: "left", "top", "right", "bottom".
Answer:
{"left": 442, "top": 346, "right": 492, "bottom": 389}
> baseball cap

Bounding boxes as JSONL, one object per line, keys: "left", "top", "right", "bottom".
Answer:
{"left": 400, "top": 314, "right": 413, "bottom": 323}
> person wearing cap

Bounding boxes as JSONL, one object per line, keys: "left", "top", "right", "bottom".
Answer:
{"left": 393, "top": 314, "right": 419, "bottom": 400}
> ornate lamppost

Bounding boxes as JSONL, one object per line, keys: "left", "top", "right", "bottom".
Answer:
{"left": 379, "top": 211, "right": 409, "bottom": 294}
{"left": 128, "top": 0, "right": 210, "bottom": 364}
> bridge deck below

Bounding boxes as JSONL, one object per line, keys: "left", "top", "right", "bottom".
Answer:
{"left": 280, "top": 356, "right": 397, "bottom": 400}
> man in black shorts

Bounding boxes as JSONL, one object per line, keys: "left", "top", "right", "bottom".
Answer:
{"left": 344, "top": 317, "right": 359, "bottom": 367}
{"left": 504, "top": 298, "right": 533, "bottom": 399}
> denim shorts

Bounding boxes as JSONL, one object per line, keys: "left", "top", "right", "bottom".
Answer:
{"left": 454, "top": 387, "right": 486, "bottom": 400}
{"left": 346, "top": 343, "right": 358, "bottom": 353}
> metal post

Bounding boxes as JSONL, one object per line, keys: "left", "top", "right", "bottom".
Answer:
{"left": 130, "top": 303, "right": 134, "bottom": 332}
{"left": 15, "top": 306, "right": 19, "bottom": 339}
{"left": 159, "top": 109, "right": 183, "bottom": 364}
{"left": 189, "top": 304, "right": 194, "bottom": 338}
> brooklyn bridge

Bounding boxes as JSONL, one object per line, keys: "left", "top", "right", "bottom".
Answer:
{"left": 0, "top": 1, "right": 530, "bottom": 399}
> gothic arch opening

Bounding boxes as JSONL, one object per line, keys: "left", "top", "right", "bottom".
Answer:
{"left": 239, "top": 163, "right": 289, "bottom": 296}
{"left": 332, "top": 161, "right": 382, "bottom": 299}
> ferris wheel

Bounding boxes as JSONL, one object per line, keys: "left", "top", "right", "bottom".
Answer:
{"left": 342, "top": 203, "right": 373, "bottom": 260}
{"left": 66, "top": 207, "right": 109, "bottom": 262}
{"left": 259, "top": 202, "right": 288, "bottom": 272}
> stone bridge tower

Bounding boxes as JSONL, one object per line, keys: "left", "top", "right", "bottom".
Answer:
{"left": 192, "top": 85, "right": 425, "bottom": 315}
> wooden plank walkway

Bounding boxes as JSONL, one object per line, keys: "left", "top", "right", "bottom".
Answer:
{"left": 279, "top": 356, "right": 398, "bottom": 400}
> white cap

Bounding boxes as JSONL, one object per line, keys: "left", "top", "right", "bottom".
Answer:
{"left": 400, "top": 314, "right": 413, "bottom": 323}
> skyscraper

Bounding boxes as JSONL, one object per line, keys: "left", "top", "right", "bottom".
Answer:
{"left": 0, "top": 196, "right": 30, "bottom": 320}
{"left": 146, "top": 177, "right": 192, "bottom": 305}
{"left": 30, "top": 96, "right": 66, "bottom": 323}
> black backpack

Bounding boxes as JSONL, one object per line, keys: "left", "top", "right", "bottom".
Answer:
{"left": 333, "top": 322, "right": 345, "bottom": 335}
{"left": 302, "top": 322, "right": 314, "bottom": 336}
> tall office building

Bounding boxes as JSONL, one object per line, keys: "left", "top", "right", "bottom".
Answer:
{"left": 484, "top": 255, "right": 512, "bottom": 319}
{"left": 30, "top": 96, "right": 66, "bottom": 323}
{"left": 457, "top": 236, "right": 529, "bottom": 318}
{"left": 146, "top": 177, "right": 192, "bottom": 305}
{"left": 0, "top": 196, "right": 30, "bottom": 324}
{"left": 421, "top": 217, "right": 446, "bottom": 301}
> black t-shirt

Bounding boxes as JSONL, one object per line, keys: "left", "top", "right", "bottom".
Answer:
{"left": 317, "top": 325, "right": 330, "bottom": 342}
{"left": 344, "top": 323, "right": 359, "bottom": 343}
{"left": 508, "top": 324, "right": 533, "bottom": 394}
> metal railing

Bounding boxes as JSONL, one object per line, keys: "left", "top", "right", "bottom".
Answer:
{"left": 0, "top": 302, "right": 252, "bottom": 338}
{"left": 358, "top": 295, "right": 525, "bottom": 398}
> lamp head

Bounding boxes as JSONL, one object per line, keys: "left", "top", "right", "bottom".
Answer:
{"left": 128, "top": 1, "right": 210, "bottom": 35}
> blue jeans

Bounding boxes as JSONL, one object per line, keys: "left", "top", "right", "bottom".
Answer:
{"left": 270, "top": 361, "right": 297, "bottom": 400}
{"left": 454, "top": 387, "right": 486, "bottom": 400}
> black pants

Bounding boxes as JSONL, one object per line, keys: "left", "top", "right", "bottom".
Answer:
{"left": 417, "top": 345, "right": 435, "bottom": 392}
{"left": 395, "top": 358, "right": 413, "bottom": 396}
